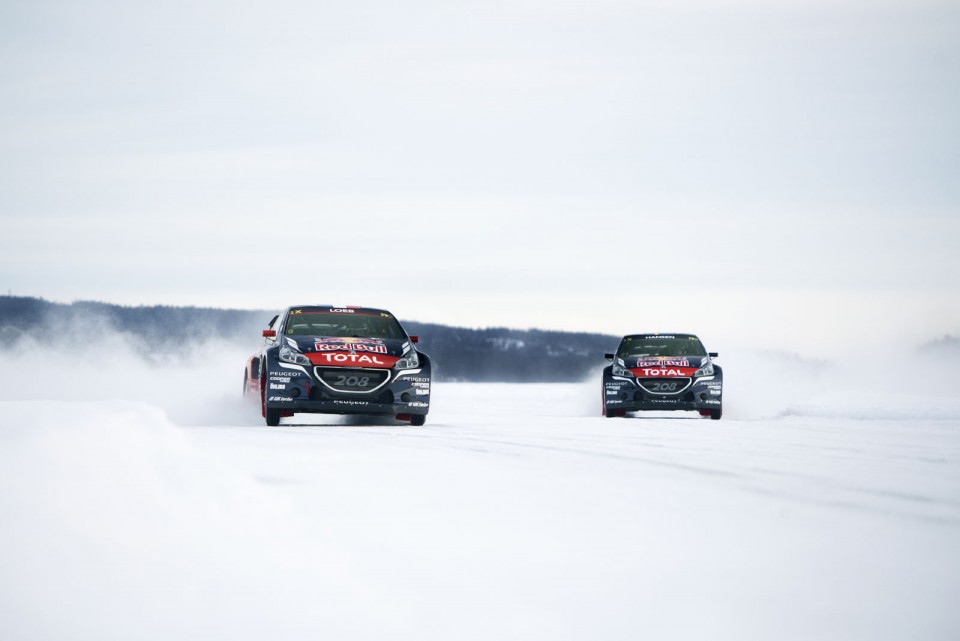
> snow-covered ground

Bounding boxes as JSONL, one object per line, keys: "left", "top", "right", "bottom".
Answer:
{"left": 1, "top": 342, "right": 959, "bottom": 640}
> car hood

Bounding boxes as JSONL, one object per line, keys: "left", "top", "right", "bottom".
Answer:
{"left": 622, "top": 355, "right": 710, "bottom": 377}
{"left": 284, "top": 335, "right": 412, "bottom": 368}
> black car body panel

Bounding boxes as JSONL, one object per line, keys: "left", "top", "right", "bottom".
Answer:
{"left": 602, "top": 333, "right": 723, "bottom": 419}
{"left": 245, "top": 306, "right": 430, "bottom": 425}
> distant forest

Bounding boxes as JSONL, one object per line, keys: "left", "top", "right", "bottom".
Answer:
{"left": 0, "top": 296, "right": 619, "bottom": 382}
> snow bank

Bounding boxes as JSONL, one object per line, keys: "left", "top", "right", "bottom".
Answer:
{"left": 0, "top": 400, "right": 297, "bottom": 640}
{"left": 0, "top": 329, "right": 258, "bottom": 426}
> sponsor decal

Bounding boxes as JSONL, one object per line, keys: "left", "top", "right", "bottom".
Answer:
{"left": 269, "top": 376, "right": 291, "bottom": 383}
{"left": 329, "top": 308, "right": 355, "bottom": 313}
{"left": 412, "top": 382, "right": 430, "bottom": 389}
{"left": 606, "top": 400, "right": 624, "bottom": 405}
{"left": 315, "top": 337, "right": 388, "bottom": 354}
{"left": 634, "top": 368, "right": 697, "bottom": 377}
{"left": 649, "top": 399, "right": 679, "bottom": 404}
{"left": 404, "top": 377, "right": 430, "bottom": 383}
{"left": 333, "top": 399, "right": 369, "bottom": 406}
{"left": 310, "top": 352, "right": 398, "bottom": 367}
{"left": 268, "top": 396, "right": 293, "bottom": 402}
{"left": 407, "top": 401, "right": 428, "bottom": 408}
{"left": 269, "top": 383, "right": 286, "bottom": 390}
{"left": 415, "top": 389, "right": 430, "bottom": 396}
{"left": 702, "top": 399, "right": 721, "bottom": 405}
{"left": 635, "top": 357, "right": 690, "bottom": 368}
{"left": 710, "top": 389, "right": 722, "bottom": 395}
{"left": 290, "top": 310, "right": 303, "bottom": 315}
{"left": 605, "top": 390, "right": 619, "bottom": 396}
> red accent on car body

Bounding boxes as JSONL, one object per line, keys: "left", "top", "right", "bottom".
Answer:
{"left": 629, "top": 366, "right": 699, "bottom": 378}
{"left": 305, "top": 351, "right": 400, "bottom": 368}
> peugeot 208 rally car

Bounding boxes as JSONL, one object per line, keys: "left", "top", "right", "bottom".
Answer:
{"left": 602, "top": 333, "right": 723, "bottom": 419}
{"left": 244, "top": 306, "right": 431, "bottom": 426}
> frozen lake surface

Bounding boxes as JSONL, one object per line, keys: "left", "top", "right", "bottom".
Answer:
{"left": 2, "top": 377, "right": 959, "bottom": 641}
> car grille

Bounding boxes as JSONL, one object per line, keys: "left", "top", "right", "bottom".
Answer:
{"left": 637, "top": 377, "right": 692, "bottom": 395}
{"left": 315, "top": 367, "right": 391, "bottom": 394}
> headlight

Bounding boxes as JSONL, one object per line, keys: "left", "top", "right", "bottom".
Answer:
{"left": 695, "top": 361, "right": 714, "bottom": 377}
{"left": 395, "top": 349, "right": 420, "bottom": 370}
{"left": 279, "top": 346, "right": 311, "bottom": 366}
{"left": 612, "top": 360, "right": 634, "bottom": 378}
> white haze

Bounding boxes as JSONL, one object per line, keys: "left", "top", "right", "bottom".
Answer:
{"left": 1, "top": 326, "right": 956, "bottom": 423}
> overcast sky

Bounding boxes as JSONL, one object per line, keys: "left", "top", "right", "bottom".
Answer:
{"left": 1, "top": 0, "right": 958, "bottom": 354}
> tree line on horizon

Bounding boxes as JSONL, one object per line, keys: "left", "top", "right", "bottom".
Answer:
{"left": 0, "top": 296, "right": 619, "bottom": 382}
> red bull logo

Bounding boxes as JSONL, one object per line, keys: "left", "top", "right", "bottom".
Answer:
{"left": 635, "top": 357, "right": 690, "bottom": 368}
{"left": 315, "top": 337, "right": 388, "bottom": 354}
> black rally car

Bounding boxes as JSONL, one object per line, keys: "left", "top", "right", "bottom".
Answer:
{"left": 602, "top": 333, "right": 723, "bottom": 419}
{"left": 244, "top": 306, "right": 431, "bottom": 426}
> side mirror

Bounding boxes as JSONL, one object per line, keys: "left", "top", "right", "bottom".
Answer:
{"left": 604, "top": 353, "right": 614, "bottom": 360}
{"left": 410, "top": 335, "right": 419, "bottom": 344}
{"left": 263, "top": 329, "right": 277, "bottom": 338}
{"left": 709, "top": 352, "right": 718, "bottom": 358}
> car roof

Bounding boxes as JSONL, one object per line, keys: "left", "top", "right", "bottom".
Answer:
{"left": 285, "top": 305, "right": 393, "bottom": 316}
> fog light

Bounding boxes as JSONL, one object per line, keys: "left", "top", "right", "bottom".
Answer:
{"left": 401, "top": 392, "right": 411, "bottom": 402}
{"left": 290, "top": 388, "right": 300, "bottom": 398}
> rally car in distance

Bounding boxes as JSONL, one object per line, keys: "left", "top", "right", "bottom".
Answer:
{"left": 602, "top": 333, "right": 723, "bottom": 419}
{"left": 244, "top": 306, "right": 431, "bottom": 426}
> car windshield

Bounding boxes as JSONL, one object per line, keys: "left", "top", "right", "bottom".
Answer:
{"left": 617, "top": 336, "right": 706, "bottom": 358}
{"left": 282, "top": 309, "right": 407, "bottom": 340}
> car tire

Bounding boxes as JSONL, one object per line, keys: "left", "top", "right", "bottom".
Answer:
{"left": 710, "top": 408, "right": 722, "bottom": 420}
{"left": 265, "top": 406, "right": 281, "bottom": 426}
{"left": 260, "top": 373, "right": 281, "bottom": 426}
{"left": 410, "top": 414, "right": 426, "bottom": 426}
{"left": 604, "top": 408, "right": 617, "bottom": 418}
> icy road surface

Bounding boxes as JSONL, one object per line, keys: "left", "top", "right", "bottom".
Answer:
{"left": 2, "top": 380, "right": 959, "bottom": 641}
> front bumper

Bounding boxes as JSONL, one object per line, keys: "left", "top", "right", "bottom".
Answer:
{"left": 264, "top": 360, "right": 431, "bottom": 417}
{"left": 603, "top": 369, "right": 722, "bottom": 413}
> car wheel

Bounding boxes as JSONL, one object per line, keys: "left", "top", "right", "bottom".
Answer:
{"left": 260, "top": 373, "right": 281, "bottom": 426}
{"left": 410, "top": 414, "right": 426, "bottom": 426}
{"left": 604, "top": 407, "right": 617, "bottom": 418}
{"left": 242, "top": 371, "right": 249, "bottom": 398}
{"left": 710, "top": 408, "right": 722, "bottom": 420}
{"left": 265, "top": 407, "right": 281, "bottom": 426}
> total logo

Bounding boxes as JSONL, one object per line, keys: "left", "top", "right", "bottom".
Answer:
{"left": 314, "top": 352, "right": 398, "bottom": 368}
{"left": 633, "top": 367, "right": 698, "bottom": 377}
